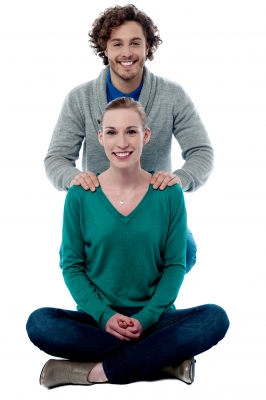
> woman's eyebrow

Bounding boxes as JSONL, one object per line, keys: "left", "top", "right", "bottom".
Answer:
{"left": 104, "top": 126, "right": 139, "bottom": 129}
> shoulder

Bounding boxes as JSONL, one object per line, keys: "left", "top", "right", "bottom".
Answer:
{"left": 65, "top": 185, "right": 84, "bottom": 204}
{"left": 164, "top": 185, "right": 186, "bottom": 218}
{"left": 66, "top": 68, "right": 109, "bottom": 100}
{"left": 145, "top": 67, "right": 184, "bottom": 92}
{"left": 150, "top": 184, "right": 185, "bottom": 221}
{"left": 151, "top": 184, "right": 184, "bottom": 204}
{"left": 65, "top": 185, "right": 97, "bottom": 204}
{"left": 162, "top": 184, "right": 184, "bottom": 200}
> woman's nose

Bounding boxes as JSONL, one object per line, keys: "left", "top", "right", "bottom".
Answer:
{"left": 117, "top": 134, "right": 129, "bottom": 148}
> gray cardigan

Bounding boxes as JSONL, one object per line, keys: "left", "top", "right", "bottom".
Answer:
{"left": 44, "top": 66, "right": 214, "bottom": 192}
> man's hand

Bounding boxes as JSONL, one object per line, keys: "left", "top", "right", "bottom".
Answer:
{"left": 105, "top": 314, "right": 140, "bottom": 341}
{"left": 70, "top": 171, "right": 99, "bottom": 191}
{"left": 150, "top": 171, "right": 182, "bottom": 190}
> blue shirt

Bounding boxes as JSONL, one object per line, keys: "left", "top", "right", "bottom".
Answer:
{"left": 107, "top": 71, "right": 143, "bottom": 102}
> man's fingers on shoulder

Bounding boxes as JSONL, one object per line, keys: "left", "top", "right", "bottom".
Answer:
{"left": 167, "top": 180, "right": 177, "bottom": 186}
{"left": 85, "top": 171, "right": 99, "bottom": 183}
{"left": 88, "top": 184, "right": 96, "bottom": 192}
{"left": 91, "top": 177, "right": 99, "bottom": 187}
{"left": 150, "top": 171, "right": 162, "bottom": 182}
{"left": 70, "top": 179, "right": 81, "bottom": 186}
{"left": 153, "top": 170, "right": 162, "bottom": 176}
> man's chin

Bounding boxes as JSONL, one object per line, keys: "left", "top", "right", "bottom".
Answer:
{"left": 110, "top": 64, "right": 143, "bottom": 81}
{"left": 115, "top": 70, "right": 136, "bottom": 82}
{"left": 120, "top": 75, "right": 135, "bottom": 82}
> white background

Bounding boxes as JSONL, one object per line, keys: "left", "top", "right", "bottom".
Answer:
{"left": 1, "top": 0, "right": 265, "bottom": 398}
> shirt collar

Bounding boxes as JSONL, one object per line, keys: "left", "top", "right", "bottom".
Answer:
{"left": 107, "top": 71, "right": 143, "bottom": 102}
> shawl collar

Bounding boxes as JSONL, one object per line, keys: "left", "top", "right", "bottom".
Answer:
{"left": 93, "top": 65, "right": 157, "bottom": 117}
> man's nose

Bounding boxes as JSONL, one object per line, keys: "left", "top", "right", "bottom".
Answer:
{"left": 121, "top": 45, "right": 133, "bottom": 58}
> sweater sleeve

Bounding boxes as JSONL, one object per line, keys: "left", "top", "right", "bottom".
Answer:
{"left": 172, "top": 86, "right": 214, "bottom": 192}
{"left": 62, "top": 187, "right": 116, "bottom": 329}
{"left": 131, "top": 186, "right": 187, "bottom": 331}
{"left": 44, "top": 91, "right": 85, "bottom": 191}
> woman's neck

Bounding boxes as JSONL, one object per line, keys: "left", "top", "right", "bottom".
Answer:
{"left": 107, "top": 165, "right": 143, "bottom": 189}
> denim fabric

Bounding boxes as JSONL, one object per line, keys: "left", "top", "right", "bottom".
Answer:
{"left": 26, "top": 304, "right": 229, "bottom": 384}
{"left": 186, "top": 227, "right": 197, "bottom": 273}
{"left": 58, "top": 226, "right": 197, "bottom": 273}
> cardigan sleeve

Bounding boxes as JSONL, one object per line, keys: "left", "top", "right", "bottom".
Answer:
{"left": 131, "top": 185, "right": 187, "bottom": 331}
{"left": 172, "top": 85, "right": 214, "bottom": 192}
{"left": 44, "top": 92, "right": 85, "bottom": 191}
{"left": 62, "top": 187, "right": 116, "bottom": 329}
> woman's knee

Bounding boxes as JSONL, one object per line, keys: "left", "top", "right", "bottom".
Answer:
{"left": 26, "top": 307, "right": 53, "bottom": 343}
{"left": 204, "top": 304, "right": 230, "bottom": 339}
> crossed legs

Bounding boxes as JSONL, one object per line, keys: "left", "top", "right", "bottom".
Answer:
{"left": 26, "top": 304, "right": 229, "bottom": 385}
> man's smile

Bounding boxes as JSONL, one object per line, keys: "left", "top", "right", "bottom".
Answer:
{"left": 117, "top": 60, "right": 137, "bottom": 69}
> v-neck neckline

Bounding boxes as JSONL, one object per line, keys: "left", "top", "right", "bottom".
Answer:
{"left": 98, "top": 182, "right": 153, "bottom": 222}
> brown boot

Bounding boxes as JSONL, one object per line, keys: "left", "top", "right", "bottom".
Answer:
{"left": 161, "top": 357, "right": 196, "bottom": 384}
{"left": 39, "top": 359, "right": 97, "bottom": 388}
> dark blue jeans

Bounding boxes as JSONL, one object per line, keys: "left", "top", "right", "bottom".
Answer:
{"left": 26, "top": 304, "right": 229, "bottom": 384}
{"left": 58, "top": 226, "right": 197, "bottom": 274}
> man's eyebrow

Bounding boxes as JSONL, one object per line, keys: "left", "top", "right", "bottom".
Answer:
{"left": 109, "top": 37, "right": 143, "bottom": 42}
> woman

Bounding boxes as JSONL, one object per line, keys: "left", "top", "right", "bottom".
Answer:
{"left": 26, "top": 98, "right": 229, "bottom": 388}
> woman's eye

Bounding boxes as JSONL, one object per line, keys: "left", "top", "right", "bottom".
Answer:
{"left": 107, "top": 131, "right": 116, "bottom": 135}
{"left": 127, "top": 130, "right": 136, "bottom": 135}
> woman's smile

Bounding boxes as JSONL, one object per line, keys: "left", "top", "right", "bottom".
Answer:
{"left": 113, "top": 151, "right": 133, "bottom": 160}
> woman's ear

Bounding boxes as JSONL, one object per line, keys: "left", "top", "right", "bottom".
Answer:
{"left": 143, "top": 128, "right": 151, "bottom": 144}
{"left": 98, "top": 130, "right": 104, "bottom": 146}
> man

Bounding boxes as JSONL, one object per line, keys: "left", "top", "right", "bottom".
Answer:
{"left": 44, "top": 4, "right": 214, "bottom": 273}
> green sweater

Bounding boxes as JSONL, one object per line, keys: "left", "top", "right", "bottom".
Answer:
{"left": 62, "top": 183, "right": 187, "bottom": 331}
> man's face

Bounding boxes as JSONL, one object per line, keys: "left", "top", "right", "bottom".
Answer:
{"left": 104, "top": 21, "right": 149, "bottom": 85}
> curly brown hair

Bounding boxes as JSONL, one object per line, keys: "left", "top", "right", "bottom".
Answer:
{"left": 88, "top": 4, "right": 162, "bottom": 65}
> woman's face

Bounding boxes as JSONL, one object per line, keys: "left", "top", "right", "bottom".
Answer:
{"left": 98, "top": 108, "right": 150, "bottom": 169}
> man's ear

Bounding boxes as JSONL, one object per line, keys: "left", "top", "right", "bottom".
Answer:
{"left": 98, "top": 130, "right": 104, "bottom": 146}
{"left": 146, "top": 42, "right": 150, "bottom": 56}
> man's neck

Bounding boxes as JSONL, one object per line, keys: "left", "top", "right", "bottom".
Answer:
{"left": 109, "top": 69, "right": 144, "bottom": 94}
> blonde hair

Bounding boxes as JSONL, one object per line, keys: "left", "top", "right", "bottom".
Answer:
{"left": 98, "top": 97, "right": 147, "bottom": 130}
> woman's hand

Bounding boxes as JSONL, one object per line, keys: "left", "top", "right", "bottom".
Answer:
{"left": 150, "top": 171, "right": 182, "bottom": 190}
{"left": 105, "top": 314, "right": 141, "bottom": 341}
{"left": 121, "top": 317, "right": 143, "bottom": 338}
